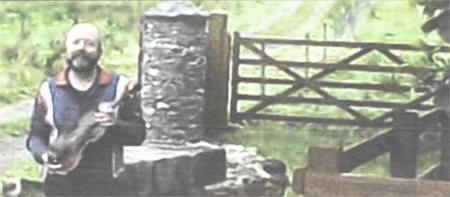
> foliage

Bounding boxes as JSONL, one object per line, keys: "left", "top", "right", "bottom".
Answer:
{"left": 416, "top": 0, "right": 449, "bottom": 16}
{"left": 0, "top": 1, "right": 159, "bottom": 106}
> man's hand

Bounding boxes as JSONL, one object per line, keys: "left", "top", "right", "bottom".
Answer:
{"left": 94, "top": 111, "right": 116, "bottom": 127}
{"left": 95, "top": 101, "right": 118, "bottom": 127}
{"left": 41, "top": 152, "right": 63, "bottom": 171}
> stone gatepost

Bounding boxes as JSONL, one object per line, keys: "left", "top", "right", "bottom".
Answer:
{"left": 139, "top": 2, "right": 209, "bottom": 142}
{"left": 119, "top": 3, "right": 227, "bottom": 196}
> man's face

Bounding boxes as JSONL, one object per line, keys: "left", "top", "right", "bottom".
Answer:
{"left": 65, "top": 24, "right": 101, "bottom": 73}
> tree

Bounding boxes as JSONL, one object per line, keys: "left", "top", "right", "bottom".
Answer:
{"left": 417, "top": 0, "right": 450, "bottom": 43}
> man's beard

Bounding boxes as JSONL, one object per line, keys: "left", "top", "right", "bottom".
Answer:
{"left": 67, "top": 51, "right": 99, "bottom": 73}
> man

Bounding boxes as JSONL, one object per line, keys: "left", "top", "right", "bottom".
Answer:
{"left": 26, "top": 23, "right": 146, "bottom": 196}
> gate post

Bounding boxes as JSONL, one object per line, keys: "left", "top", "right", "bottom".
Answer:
{"left": 390, "top": 111, "right": 419, "bottom": 178}
{"left": 439, "top": 111, "right": 450, "bottom": 181}
{"left": 229, "top": 32, "right": 240, "bottom": 123}
{"left": 139, "top": 2, "right": 209, "bottom": 141}
{"left": 205, "top": 13, "right": 230, "bottom": 134}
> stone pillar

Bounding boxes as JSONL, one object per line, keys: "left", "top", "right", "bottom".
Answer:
{"left": 139, "top": 2, "right": 209, "bottom": 142}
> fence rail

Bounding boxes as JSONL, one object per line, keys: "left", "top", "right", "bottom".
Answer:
{"left": 240, "top": 36, "right": 450, "bottom": 52}
{"left": 230, "top": 32, "right": 450, "bottom": 127}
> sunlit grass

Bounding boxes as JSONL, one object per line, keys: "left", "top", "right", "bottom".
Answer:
{"left": 0, "top": 157, "right": 42, "bottom": 195}
{"left": 0, "top": 157, "right": 42, "bottom": 182}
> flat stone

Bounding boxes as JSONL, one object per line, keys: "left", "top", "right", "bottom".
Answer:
{"left": 156, "top": 102, "right": 170, "bottom": 109}
{"left": 143, "top": 2, "right": 209, "bottom": 18}
{"left": 119, "top": 141, "right": 226, "bottom": 195}
{"left": 142, "top": 107, "right": 156, "bottom": 116}
{"left": 147, "top": 68, "right": 159, "bottom": 76}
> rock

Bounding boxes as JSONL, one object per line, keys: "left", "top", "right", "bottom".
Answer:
{"left": 156, "top": 102, "right": 170, "bottom": 109}
{"left": 118, "top": 141, "right": 226, "bottom": 196}
{"left": 2, "top": 179, "right": 44, "bottom": 197}
{"left": 147, "top": 68, "right": 159, "bottom": 76}
{"left": 205, "top": 144, "right": 289, "bottom": 197}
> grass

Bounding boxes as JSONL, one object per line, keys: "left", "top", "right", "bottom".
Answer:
{"left": 0, "top": 157, "right": 42, "bottom": 196}
{"left": 220, "top": 122, "right": 443, "bottom": 197}
{"left": 219, "top": 122, "right": 392, "bottom": 196}
{"left": 0, "top": 157, "right": 42, "bottom": 182}
{"left": 0, "top": 117, "right": 29, "bottom": 141}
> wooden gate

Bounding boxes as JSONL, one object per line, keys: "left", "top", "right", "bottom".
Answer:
{"left": 230, "top": 32, "right": 450, "bottom": 127}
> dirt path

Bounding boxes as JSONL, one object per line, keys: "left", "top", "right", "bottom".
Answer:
{"left": 0, "top": 99, "right": 32, "bottom": 124}
{"left": 0, "top": 99, "right": 33, "bottom": 172}
{"left": 0, "top": 136, "right": 28, "bottom": 171}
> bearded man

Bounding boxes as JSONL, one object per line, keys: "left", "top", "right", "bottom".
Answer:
{"left": 26, "top": 23, "right": 146, "bottom": 196}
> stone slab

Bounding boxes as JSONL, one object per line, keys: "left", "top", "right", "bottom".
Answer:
{"left": 118, "top": 141, "right": 226, "bottom": 196}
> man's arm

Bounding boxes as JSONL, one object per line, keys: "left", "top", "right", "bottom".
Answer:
{"left": 26, "top": 86, "right": 52, "bottom": 164}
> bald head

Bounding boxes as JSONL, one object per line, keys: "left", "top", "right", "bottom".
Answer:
{"left": 65, "top": 23, "right": 102, "bottom": 73}
{"left": 66, "top": 23, "right": 101, "bottom": 47}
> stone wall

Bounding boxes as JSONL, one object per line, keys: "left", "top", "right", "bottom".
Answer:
{"left": 139, "top": 2, "right": 209, "bottom": 142}
{"left": 205, "top": 144, "right": 289, "bottom": 196}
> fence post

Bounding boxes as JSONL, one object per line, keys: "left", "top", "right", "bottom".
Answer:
{"left": 230, "top": 32, "right": 240, "bottom": 123}
{"left": 205, "top": 13, "right": 230, "bottom": 132}
{"left": 439, "top": 111, "right": 450, "bottom": 181}
{"left": 390, "top": 111, "right": 419, "bottom": 178}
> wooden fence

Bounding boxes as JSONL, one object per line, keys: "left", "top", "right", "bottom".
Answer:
{"left": 230, "top": 32, "right": 450, "bottom": 127}
{"left": 292, "top": 109, "right": 450, "bottom": 196}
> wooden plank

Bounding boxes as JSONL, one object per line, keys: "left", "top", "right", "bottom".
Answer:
{"left": 419, "top": 109, "right": 447, "bottom": 124}
{"left": 372, "top": 90, "right": 437, "bottom": 123}
{"left": 292, "top": 168, "right": 307, "bottom": 195}
{"left": 418, "top": 163, "right": 442, "bottom": 180}
{"left": 238, "top": 77, "right": 415, "bottom": 93}
{"left": 237, "top": 47, "right": 373, "bottom": 121}
{"left": 240, "top": 35, "right": 450, "bottom": 52}
{"left": 295, "top": 78, "right": 370, "bottom": 122}
{"left": 243, "top": 113, "right": 393, "bottom": 127}
{"left": 242, "top": 42, "right": 304, "bottom": 81}
{"left": 229, "top": 32, "right": 240, "bottom": 123}
{"left": 237, "top": 94, "right": 433, "bottom": 110}
{"left": 242, "top": 42, "right": 370, "bottom": 121}
{"left": 310, "top": 48, "right": 374, "bottom": 81}
{"left": 294, "top": 170, "right": 450, "bottom": 196}
{"left": 206, "top": 13, "right": 229, "bottom": 130}
{"left": 376, "top": 48, "right": 404, "bottom": 65}
{"left": 339, "top": 129, "right": 393, "bottom": 172}
{"left": 239, "top": 59, "right": 435, "bottom": 75}
{"left": 439, "top": 112, "right": 450, "bottom": 181}
{"left": 308, "top": 146, "right": 341, "bottom": 173}
{"left": 224, "top": 33, "right": 231, "bottom": 120}
{"left": 390, "top": 112, "right": 419, "bottom": 178}
{"left": 235, "top": 83, "right": 306, "bottom": 122}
